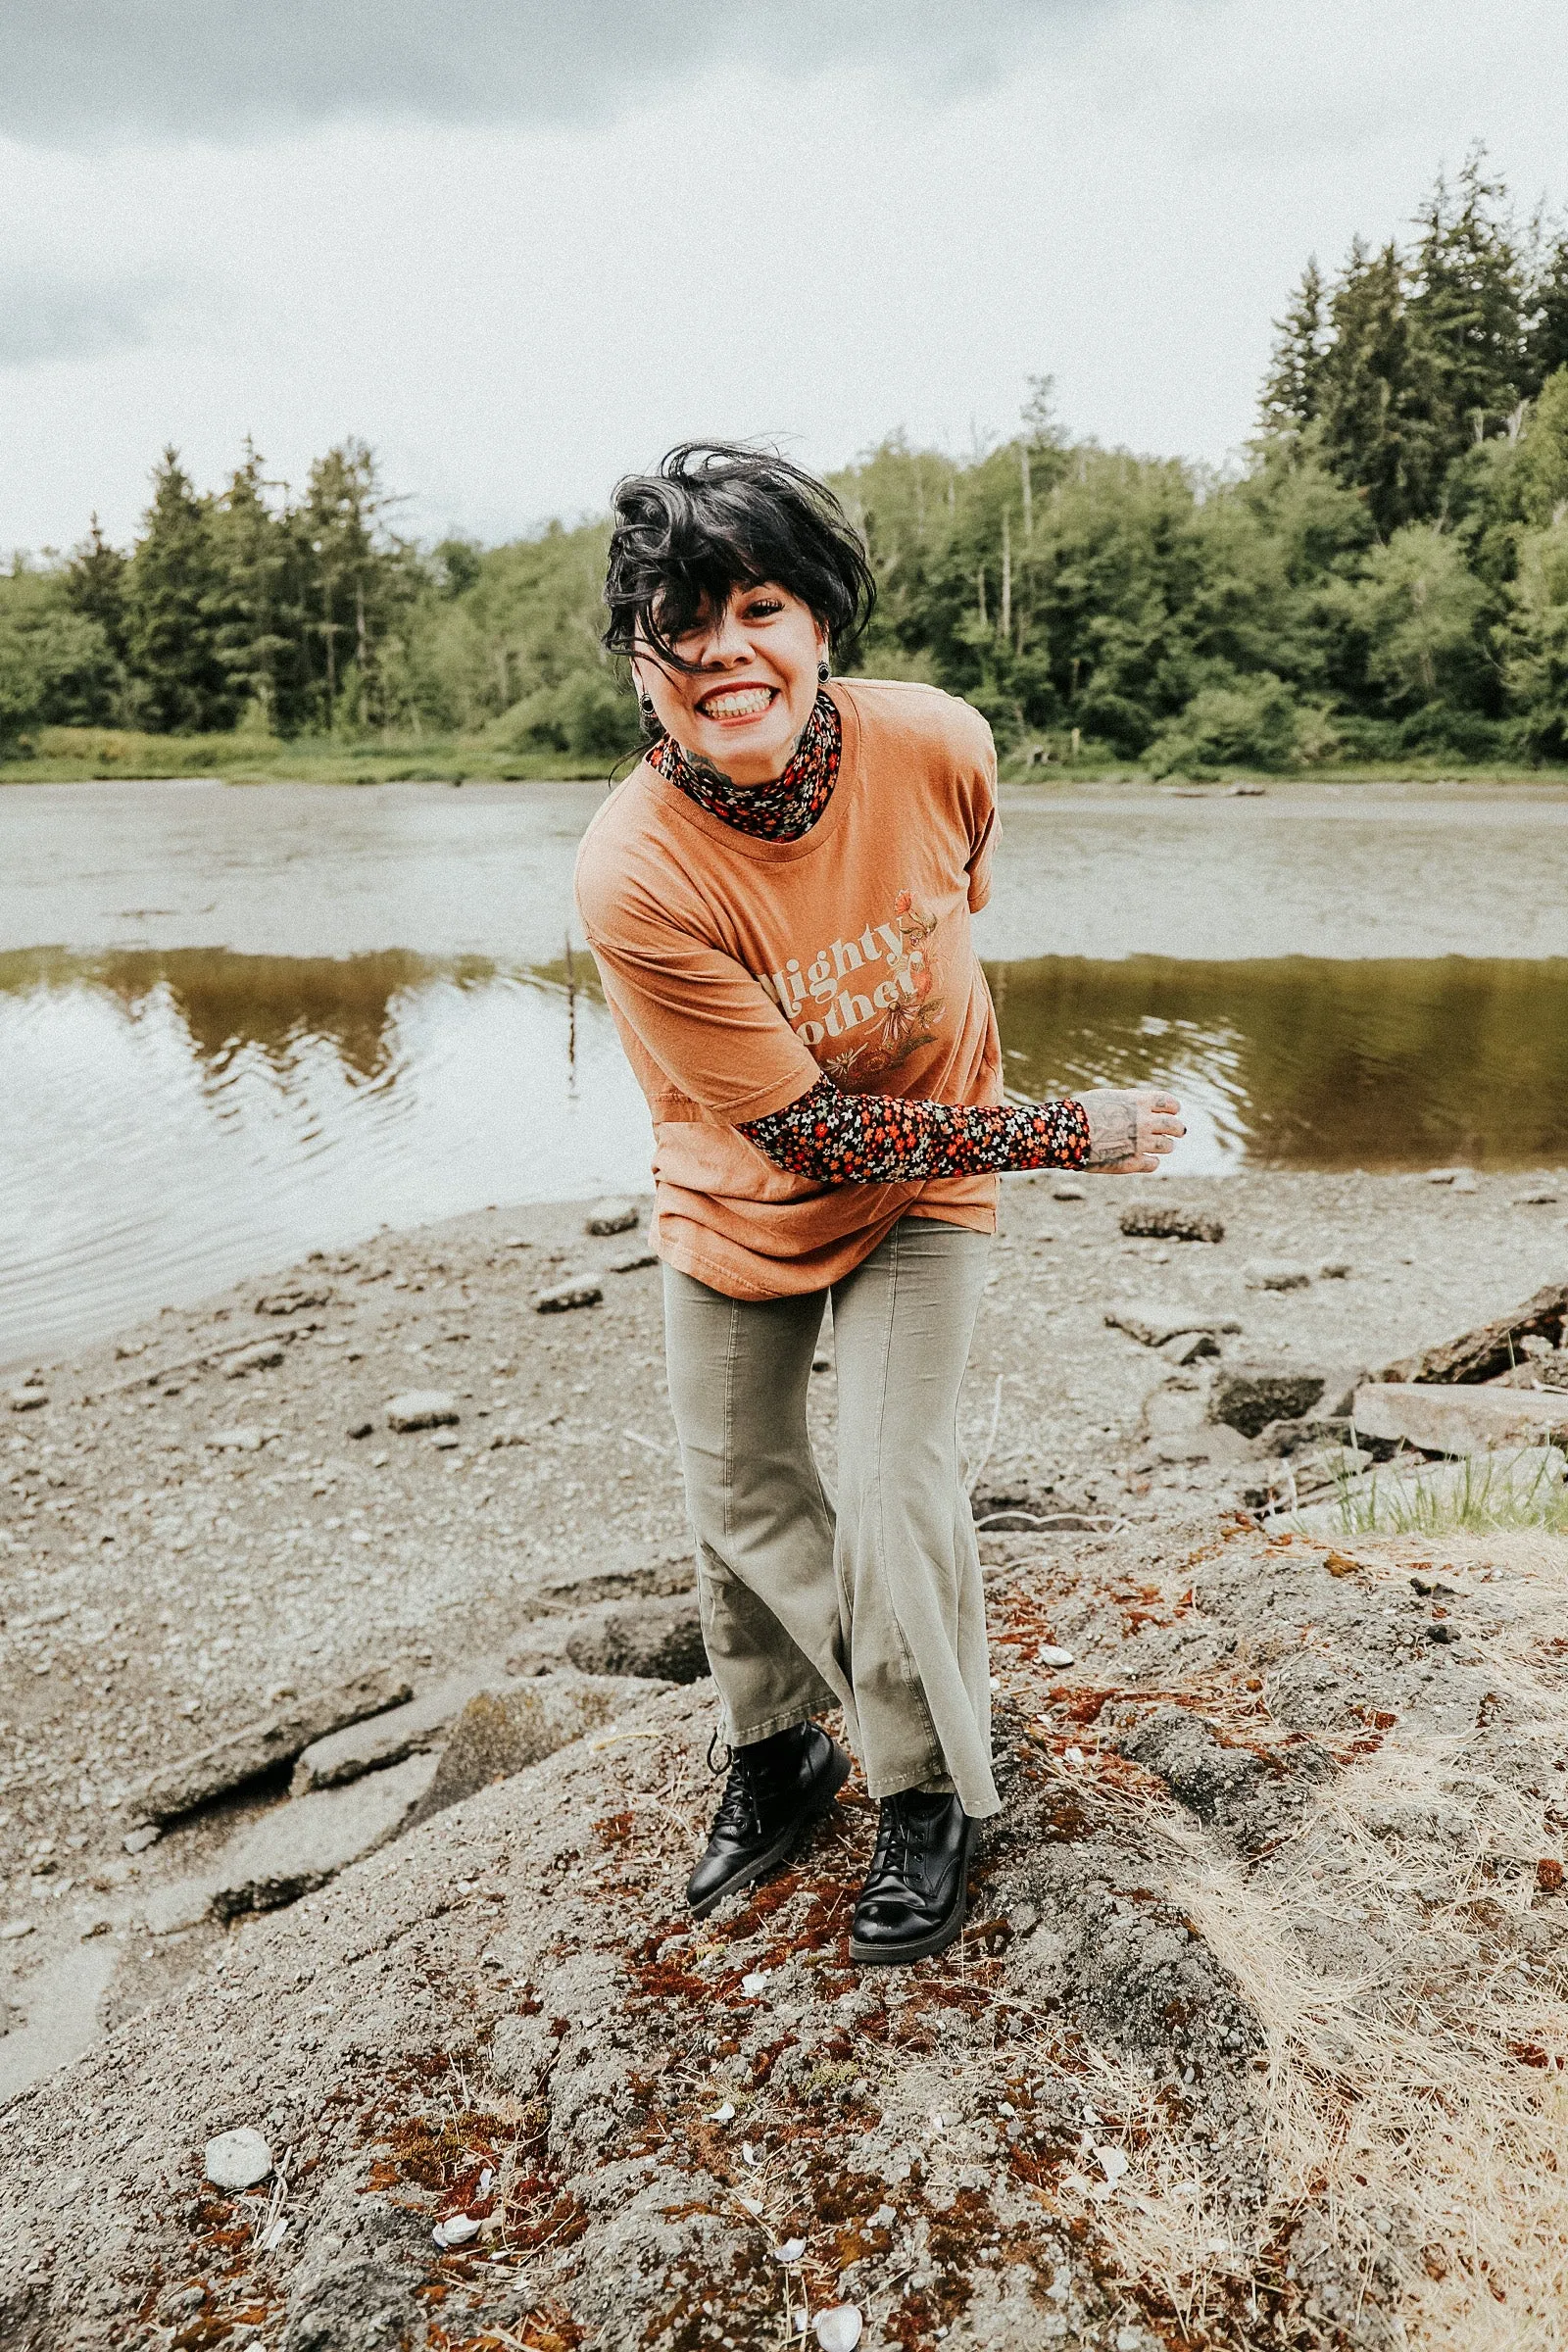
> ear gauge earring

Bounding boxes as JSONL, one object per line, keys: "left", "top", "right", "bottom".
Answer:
{"left": 817, "top": 658, "right": 830, "bottom": 682}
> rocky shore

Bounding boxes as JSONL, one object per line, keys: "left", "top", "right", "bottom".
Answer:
{"left": 2, "top": 1169, "right": 1567, "bottom": 2348}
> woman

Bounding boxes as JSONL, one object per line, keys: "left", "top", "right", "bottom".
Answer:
{"left": 575, "top": 444, "right": 1183, "bottom": 1964}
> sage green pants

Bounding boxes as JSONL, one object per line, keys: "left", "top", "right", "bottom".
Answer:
{"left": 662, "top": 1215, "right": 1000, "bottom": 1819}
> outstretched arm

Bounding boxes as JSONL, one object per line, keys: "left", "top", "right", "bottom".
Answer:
{"left": 738, "top": 1076, "right": 1183, "bottom": 1185}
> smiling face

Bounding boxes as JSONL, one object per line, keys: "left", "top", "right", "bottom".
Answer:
{"left": 631, "top": 581, "right": 828, "bottom": 787}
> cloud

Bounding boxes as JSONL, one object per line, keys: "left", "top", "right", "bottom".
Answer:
{"left": 0, "top": 272, "right": 201, "bottom": 368}
{"left": 0, "top": 0, "right": 1119, "bottom": 145}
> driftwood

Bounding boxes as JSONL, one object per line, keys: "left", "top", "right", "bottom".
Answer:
{"left": 1377, "top": 1280, "right": 1568, "bottom": 1386}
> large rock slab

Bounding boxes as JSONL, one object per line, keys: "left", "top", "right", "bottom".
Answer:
{"left": 291, "top": 1654, "right": 515, "bottom": 1793}
{"left": 407, "top": 1671, "right": 666, "bottom": 1826}
{"left": 1377, "top": 1279, "right": 1568, "bottom": 1387}
{"left": 126, "top": 1665, "right": 412, "bottom": 1826}
{"left": 1267, "top": 1444, "right": 1567, "bottom": 1536}
{"left": 1353, "top": 1383, "right": 1568, "bottom": 1456}
{"left": 203, "top": 1751, "right": 438, "bottom": 1920}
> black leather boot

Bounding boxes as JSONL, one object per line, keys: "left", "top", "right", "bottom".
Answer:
{"left": 687, "top": 1722, "right": 852, "bottom": 1918}
{"left": 849, "top": 1789, "right": 977, "bottom": 1964}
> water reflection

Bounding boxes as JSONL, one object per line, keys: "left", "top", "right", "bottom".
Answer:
{"left": 0, "top": 947, "right": 650, "bottom": 1366}
{"left": 989, "top": 955, "right": 1568, "bottom": 1170}
{"left": 4, "top": 947, "right": 1567, "bottom": 1368}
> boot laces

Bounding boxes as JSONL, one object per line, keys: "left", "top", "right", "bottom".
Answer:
{"left": 710, "top": 1756, "right": 762, "bottom": 1840}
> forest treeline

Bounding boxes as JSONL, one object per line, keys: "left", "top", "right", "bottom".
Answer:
{"left": 6, "top": 151, "right": 1568, "bottom": 772}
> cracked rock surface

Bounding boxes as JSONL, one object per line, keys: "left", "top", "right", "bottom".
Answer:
{"left": 4, "top": 1517, "right": 1566, "bottom": 2349}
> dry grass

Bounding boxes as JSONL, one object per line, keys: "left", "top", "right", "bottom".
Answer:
{"left": 1048, "top": 1532, "right": 1568, "bottom": 2348}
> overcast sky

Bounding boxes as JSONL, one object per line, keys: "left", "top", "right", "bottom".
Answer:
{"left": 3, "top": 0, "right": 1566, "bottom": 553}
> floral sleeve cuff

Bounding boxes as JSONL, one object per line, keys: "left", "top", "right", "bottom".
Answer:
{"left": 737, "top": 1074, "right": 1091, "bottom": 1185}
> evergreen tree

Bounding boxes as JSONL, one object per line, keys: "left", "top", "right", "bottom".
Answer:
{"left": 1406, "top": 149, "right": 1525, "bottom": 464}
{"left": 1260, "top": 259, "right": 1328, "bottom": 434}
{"left": 122, "top": 450, "right": 237, "bottom": 732}
{"left": 211, "top": 443, "right": 298, "bottom": 732}
{"left": 1524, "top": 216, "right": 1568, "bottom": 392}
{"left": 65, "top": 515, "right": 129, "bottom": 664}
{"left": 1314, "top": 241, "right": 1442, "bottom": 533}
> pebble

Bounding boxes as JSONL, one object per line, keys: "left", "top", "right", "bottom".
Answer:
{"left": 1120, "top": 1204, "right": 1224, "bottom": 1243}
{"left": 122, "top": 1824, "right": 161, "bottom": 1854}
{"left": 346, "top": 1418, "right": 374, "bottom": 1440}
{"left": 775, "top": 2237, "right": 807, "bottom": 2263}
{"left": 204, "top": 2126, "right": 272, "bottom": 2191}
{"left": 1319, "top": 1260, "right": 1352, "bottom": 1279}
{"left": 487, "top": 1426, "right": 529, "bottom": 1448}
{"left": 814, "top": 2309, "right": 863, "bottom": 2351}
{"left": 7, "top": 1387, "right": 48, "bottom": 1412}
{"left": 1245, "top": 1261, "right": 1313, "bottom": 1291}
{"left": 535, "top": 1277, "right": 604, "bottom": 1314}
{"left": 740, "top": 1970, "right": 770, "bottom": 1994}
{"left": 585, "top": 1198, "right": 640, "bottom": 1236}
{"left": 431, "top": 1431, "right": 462, "bottom": 1451}
{"left": 607, "top": 1249, "right": 659, "bottom": 1274}
{"left": 1053, "top": 1183, "right": 1086, "bottom": 1201}
{"left": 1037, "top": 1644, "right": 1075, "bottom": 1668}
{"left": 385, "top": 1390, "right": 460, "bottom": 1432}
{"left": 204, "top": 1427, "right": 270, "bottom": 1452}
{"left": 223, "top": 1342, "right": 285, "bottom": 1378}
{"left": 0, "top": 1918, "right": 35, "bottom": 1940}
{"left": 256, "top": 1287, "right": 331, "bottom": 1314}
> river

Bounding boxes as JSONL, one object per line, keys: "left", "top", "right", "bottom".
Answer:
{"left": 3, "top": 774, "right": 1567, "bottom": 1366}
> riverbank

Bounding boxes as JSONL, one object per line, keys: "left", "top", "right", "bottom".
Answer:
{"left": 2, "top": 1169, "right": 1566, "bottom": 2345}
{"left": 4, "top": 722, "right": 1568, "bottom": 789}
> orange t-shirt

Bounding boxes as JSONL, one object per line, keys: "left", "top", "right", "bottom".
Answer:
{"left": 573, "top": 676, "right": 1003, "bottom": 1299}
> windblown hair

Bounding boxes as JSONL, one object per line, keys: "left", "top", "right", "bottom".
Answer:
{"left": 602, "top": 442, "right": 876, "bottom": 672}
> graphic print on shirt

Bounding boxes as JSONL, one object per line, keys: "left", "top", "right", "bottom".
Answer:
{"left": 754, "top": 888, "right": 947, "bottom": 1087}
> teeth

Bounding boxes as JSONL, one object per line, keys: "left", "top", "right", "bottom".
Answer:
{"left": 703, "top": 690, "right": 772, "bottom": 717}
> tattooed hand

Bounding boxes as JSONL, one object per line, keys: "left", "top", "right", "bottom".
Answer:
{"left": 1078, "top": 1088, "right": 1185, "bottom": 1173}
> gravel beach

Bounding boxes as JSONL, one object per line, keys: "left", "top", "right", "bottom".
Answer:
{"left": 2, "top": 1168, "right": 1567, "bottom": 2346}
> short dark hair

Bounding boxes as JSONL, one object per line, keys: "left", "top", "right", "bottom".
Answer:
{"left": 602, "top": 442, "right": 876, "bottom": 671}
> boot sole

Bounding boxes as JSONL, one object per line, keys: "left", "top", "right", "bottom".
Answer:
{"left": 687, "top": 1742, "right": 853, "bottom": 1919}
{"left": 848, "top": 1817, "right": 979, "bottom": 1966}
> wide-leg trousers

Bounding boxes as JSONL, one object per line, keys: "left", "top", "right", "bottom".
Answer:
{"left": 662, "top": 1214, "right": 999, "bottom": 1819}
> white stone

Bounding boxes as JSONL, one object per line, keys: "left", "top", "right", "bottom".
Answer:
{"left": 1037, "top": 1644, "right": 1075, "bottom": 1668}
{"left": 0, "top": 1918, "right": 35, "bottom": 1940}
{"left": 1353, "top": 1383, "right": 1568, "bottom": 1455}
{"left": 6, "top": 1387, "right": 47, "bottom": 1412}
{"left": 386, "top": 1390, "right": 459, "bottom": 1432}
{"left": 814, "top": 2309, "right": 863, "bottom": 2351}
{"left": 204, "top": 2127, "right": 272, "bottom": 2191}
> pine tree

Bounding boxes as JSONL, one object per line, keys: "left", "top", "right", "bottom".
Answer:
{"left": 65, "top": 515, "right": 129, "bottom": 663}
{"left": 1407, "top": 149, "right": 1525, "bottom": 463}
{"left": 1524, "top": 216, "right": 1568, "bottom": 392}
{"left": 1260, "top": 259, "right": 1328, "bottom": 433}
{"left": 122, "top": 450, "right": 238, "bottom": 732}
{"left": 212, "top": 443, "right": 298, "bottom": 733}
{"left": 1315, "top": 242, "right": 1443, "bottom": 533}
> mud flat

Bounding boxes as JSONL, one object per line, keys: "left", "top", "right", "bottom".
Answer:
{"left": 1, "top": 1171, "right": 1567, "bottom": 2346}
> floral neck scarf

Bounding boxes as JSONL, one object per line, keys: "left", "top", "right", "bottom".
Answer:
{"left": 650, "top": 689, "right": 841, "bottom": 843}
